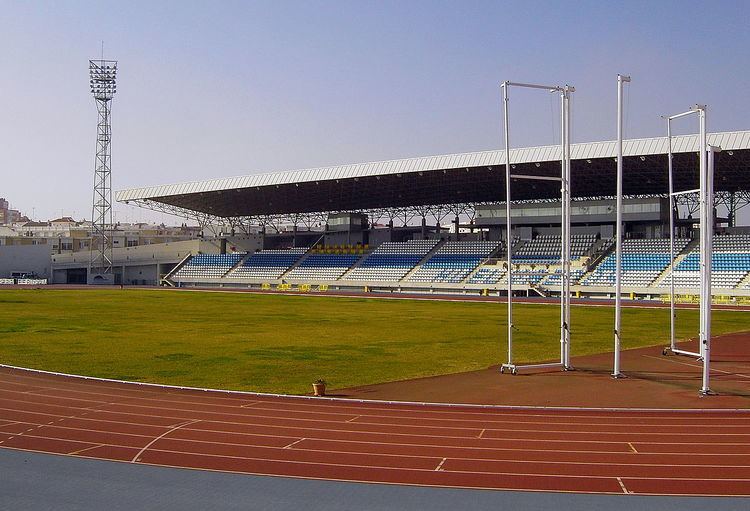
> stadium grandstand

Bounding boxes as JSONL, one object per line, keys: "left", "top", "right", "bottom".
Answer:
{"left": 104, "top": 130, "right": 750, "bottom": 300}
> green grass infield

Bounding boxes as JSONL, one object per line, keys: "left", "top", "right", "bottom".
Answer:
{"left": 0, "top": 288, "right": 747, "bottom": 394}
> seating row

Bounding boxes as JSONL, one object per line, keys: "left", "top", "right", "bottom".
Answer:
{"left": 344, "top": 240, "right": 439, "bottom": 281}
{"left": 227, "top": 249, "right": 306, "bottom": 280}
{"left": 173, "top": 253, "right": 246, "bottom": 280}
{"left": 407, "top": 241, "right": 501, "bottom": 283}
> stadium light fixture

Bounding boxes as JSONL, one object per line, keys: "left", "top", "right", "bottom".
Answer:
{"left": 88, "top": 58, "right": 118, "bottom": 284}
{"left": 89, "top": 60, "right": 118, "bottom": 101}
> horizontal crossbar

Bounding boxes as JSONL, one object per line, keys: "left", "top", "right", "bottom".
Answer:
{"left": 671, "top": 188, "right": 700, "bottom": 196}
{"left": 671, "top": 348, "right": 702, "bottom": 358}
{"left": 513, "top": 362, "right": 564, "bottom": 371}
{"left": 510, "top": 174, "right": 563, "bottom": 182}
{"left": 503, "top": 81, "right": 564, "bottom": 92}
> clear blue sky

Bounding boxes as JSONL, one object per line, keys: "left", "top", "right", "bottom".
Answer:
{"left": 1, "top": 0, "right": 749, "bottom": 224}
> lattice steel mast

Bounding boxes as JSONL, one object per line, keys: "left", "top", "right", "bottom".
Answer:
{"left": 88, "top": 59, "right": 117, "bottom": 282}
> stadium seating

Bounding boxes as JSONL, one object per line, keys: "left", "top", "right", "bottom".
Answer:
{"left": 173, "top": 253, "right": 246, "bottom": 280}
{"left": 285, "top": 254, "right": 361, "bottom": 281}
{"left": 467, "top": 267, "right": 506, "bottom": 285}
{"left": 583, "top": 238, "right": 690, "bottom": 287}
{"left": 542, "top": 269, "right": 586, "bottom": 286}
{"left": 512, "top": 234, "right": 597, "bottom": 264}
{"left": 500, "top": 269, "right": 548, "bottom": 286}
{"left": 344, "top": 240, "right": 439, "bottom": 281}
{"left": 658, "top": 234, "right": 750, "bottom": 289}
{"left": 407, "top": 241, "right": 501, "bottom": 283}
{"left": 226, "top": 248, "right": 307, "bottom": 280}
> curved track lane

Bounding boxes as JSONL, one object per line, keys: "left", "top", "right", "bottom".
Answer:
{"left": 1, "top": 366, "right": 749, "bottom": 497}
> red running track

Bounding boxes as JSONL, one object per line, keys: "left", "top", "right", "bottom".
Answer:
{"left": 1, "top": 365, "right": 750, "bottom": 497}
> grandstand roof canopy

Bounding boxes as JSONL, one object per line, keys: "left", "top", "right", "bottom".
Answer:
{"left": 117, "top": 131, "right": 750, "bottom": 218}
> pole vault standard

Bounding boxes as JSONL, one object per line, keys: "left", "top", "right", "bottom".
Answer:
{"left": 499, "top": 81, "right": 574, "bottom": 375}
{"left": 659, "top": 105, "right": 718, "bottom": 395}
{"left": 612, "top": 74, "right": 631, "bottom": 378}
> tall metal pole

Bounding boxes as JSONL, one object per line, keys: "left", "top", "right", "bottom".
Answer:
{"left": 502, "top": 82, "right": 513, "bottom": 367}
{"left": 559, "top": 89, "right": 567, "bottom": 366}
{"left": 702, "top": 145, "right": 718, "bottom": 394}
{"left": 667, "top": 119, "right": 676, "bottom": 353}
{"left": 697, "top": 105, "right": 710, "bottom": 394}
{"left": 89, "top": 59, "right": 117, "bottom": 284}
{"left": 563, "top": 87, "right": 573, "bottom": 369}
{"left": 698, "top": 106, "right": 708, "bottom": 361}
{"left": 613, "top": 74, "right": 630, "bottom": 377}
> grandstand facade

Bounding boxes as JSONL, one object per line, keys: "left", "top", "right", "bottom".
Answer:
{"left": 102, "top": 131, "right": 750, "bottom": 299}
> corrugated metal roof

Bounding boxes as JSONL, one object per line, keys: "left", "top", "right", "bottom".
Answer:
{"left": 116, "top": 130, "right": 750, "bottom": 202}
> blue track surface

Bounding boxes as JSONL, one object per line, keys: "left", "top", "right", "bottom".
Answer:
{"left": 1, "top": 449, "right": 747, "bottom": 511}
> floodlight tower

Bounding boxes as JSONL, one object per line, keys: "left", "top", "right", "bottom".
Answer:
{"left": 88, "top": 59, "right": 117, "bottom": 284}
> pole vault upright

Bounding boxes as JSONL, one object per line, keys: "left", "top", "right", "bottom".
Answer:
{"left": 499, "top": 80, "right": 574, "bottom": 375}
{"left": 658, "top": 105, "right": 717, "bottom": 395}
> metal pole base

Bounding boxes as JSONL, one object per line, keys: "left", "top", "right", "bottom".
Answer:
{"left": 504, "top": 362, "right": 565, "bottom": 375}
{"left": 611, "top": 372, "right": 626, "bottom": 379}
{"left": 500, "top": 364, "right": 518, "bottom": 375}
{"left": 699, "top": 389, "right": 716, "bottom": 397}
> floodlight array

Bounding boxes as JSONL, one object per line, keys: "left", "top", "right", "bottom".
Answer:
{"left": 89, "top": 60, "right": 117, "bottom": 100}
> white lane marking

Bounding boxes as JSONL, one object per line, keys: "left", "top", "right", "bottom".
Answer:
{"left": 617, "top": 477, "right": 630, "bottom": 494}
{"left": 131, "top": 419, "right": 199, "bottom": 463}
{"left": 11, "top": 426, "right": 750, "bottom": 470}
{"left": 8, "top": 381, "right": 750, "bottom": 428}
{"left": 5, "top": 361, "right": 750, "bottom": 414}
{"left": 346, "top": 415, "right": 361, "bottom": 423}
{"left": 283, "top": 438, "right": 306, "bottom": 449}
{"left": 643, "top": 354, "right": 750, "bottom": 379}
{"left": 9, "top": 398, "right": 747, "bottom": 439}
{"left": 628, "top": 442, "right": 638, "bottom": 454}
{"left": 93, "top": 444, "right": 750, "bottom": 483}
{"left": 68, "top": 443, "right": 107, "bottom": 456}
{"left": 240, "top": 401, "right": 261, "bottom": 408}
{"left": 478, "top": 429, "right": 486, "bottom": 439}
{"left": 435, "top": 457, "right": 447, "bottom": 471}
{"left": 4, "top": 405, "right": 750, "bottom": 453}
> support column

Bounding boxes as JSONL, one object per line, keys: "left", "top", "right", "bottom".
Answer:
{"left": 453, "top": 216, "right": 460, "bottom": 241}
{"left": 613, "top": 74, "right": 630, "bottom": 378}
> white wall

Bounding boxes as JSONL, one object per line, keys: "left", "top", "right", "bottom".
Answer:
{"left": 0, "top": 244, "right": 51, "bottom": 278}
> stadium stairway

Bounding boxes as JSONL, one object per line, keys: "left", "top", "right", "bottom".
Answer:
{"left": 651, "top": 238, "right": 700, "bottom": 288}
{"left": 337, "top": 249, "right": 375, "bottom": 280}
{"left": 575, "top": 241, "right": 614, "bottom": 285}
{"left": 227, "top": 252, "right": 252, "bottom": 275}
{"left": 277, "top": 249, "right": 314, "bottom": 280}
{"left": 457, "top": 246, "right": 505, "bottom": 284}
{"left": 165, "top": 251, "right": 247, "bottom": 285}
{"left": 399, "top": 239, "right": 448, "bottom": 281}
{"left": 162, "top": 252, "right": 194, "bottom": 286}
{"left": 738, "top": 271, "right": 750, "bottom": 290}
